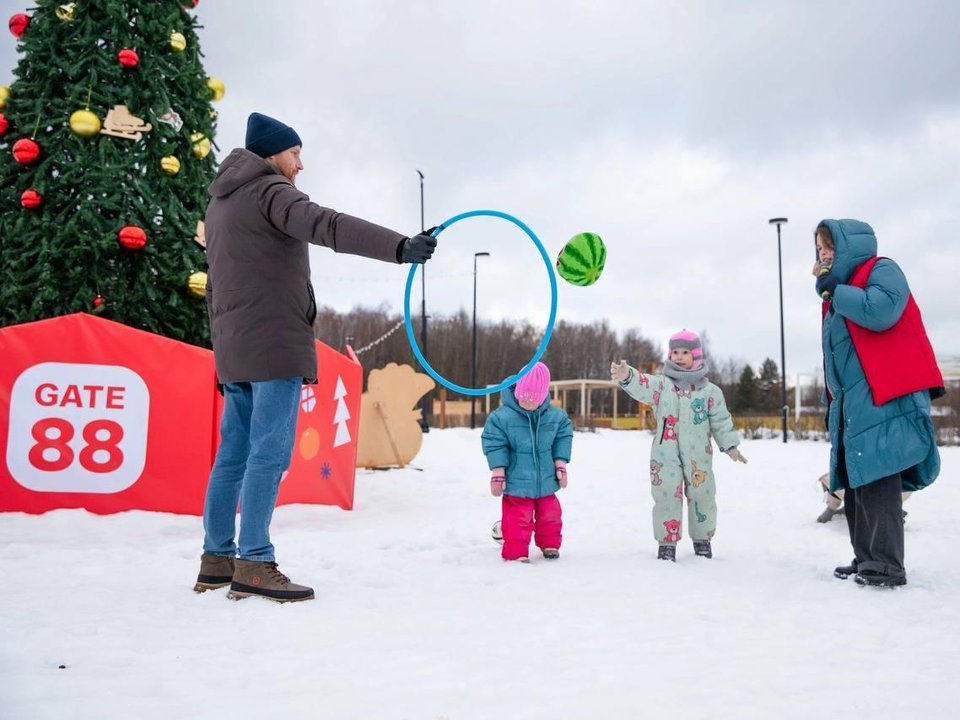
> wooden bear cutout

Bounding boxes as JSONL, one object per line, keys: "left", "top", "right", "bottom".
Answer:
{"left": 357, "top": 363, "right": 435, "bottom": 468}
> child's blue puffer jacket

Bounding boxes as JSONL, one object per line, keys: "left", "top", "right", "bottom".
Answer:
{"left": 481, "top": 386, "right": 573, "bottom": 499}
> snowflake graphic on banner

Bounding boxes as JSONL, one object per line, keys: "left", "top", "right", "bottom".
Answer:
{"left": 321, "top": 463, "right": 332, "bottom": 480}
{"left": 333, "top": 376, "right": 351, "bottom": 448}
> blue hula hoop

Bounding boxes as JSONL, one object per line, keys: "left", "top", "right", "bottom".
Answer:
{"left": 403, "top": 210, "right": 558, "bottom": 397}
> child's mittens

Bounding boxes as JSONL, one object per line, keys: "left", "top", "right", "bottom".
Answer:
{"left": 490, "top": 470, "right": 506, "bottom": 497}
{"left": 610, "top": 360, "right": 630, "bottom": 383}
{"left": 725, "top": 448, "right": 748, "bottom": 464}
{"left": 555, "top": 460, "right": 568, "bottom": 488}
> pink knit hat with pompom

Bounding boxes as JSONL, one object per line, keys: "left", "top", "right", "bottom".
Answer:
{"left": 515, "top": 362, "right": 551, "bottom": 405}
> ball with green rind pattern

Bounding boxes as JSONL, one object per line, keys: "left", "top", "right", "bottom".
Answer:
{"left": 556, "top": 232, "right": 606, "bottom": 286}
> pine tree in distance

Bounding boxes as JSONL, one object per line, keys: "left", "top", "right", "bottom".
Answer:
{"left": 735, "top": 364, "right": 759, "bottom": 413}
{"left": 0, "top": 0, "right": 222, "bottom": 346}
{"left": 758, "top": 357, "right": 781, "bottom": 412}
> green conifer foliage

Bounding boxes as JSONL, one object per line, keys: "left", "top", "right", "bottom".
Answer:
{"left": 0, "top": 0, "right": 218, "bottom": 346}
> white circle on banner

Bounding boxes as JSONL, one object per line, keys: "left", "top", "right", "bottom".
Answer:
{"left": 6, "top": 362, "right": 150, "bottom": 493}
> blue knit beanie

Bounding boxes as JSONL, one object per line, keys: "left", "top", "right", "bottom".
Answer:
{"left": 245, "top": 112, "right": 302, "bottom": 158}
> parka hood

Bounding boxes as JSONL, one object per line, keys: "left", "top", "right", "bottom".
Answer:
{"left": 818, "top": 218, "right": 878, "bottom": 283}
{"left": 208, "top": 148, "right": 286, "bottom": 198}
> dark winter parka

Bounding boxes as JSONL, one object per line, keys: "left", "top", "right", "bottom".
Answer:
{"left": 819, "top": 219, "right": 940, "bottom": 493}
{"left": 204, "top": 149, "right": 404, "bottom": 384}
{"left": 481, "top": 387, "right": 574, "bottom": 499}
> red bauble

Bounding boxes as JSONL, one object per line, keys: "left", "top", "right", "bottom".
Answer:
{"left": 21, "top": 189, "right": 42, "bottom": 209}
{"left": 12, "top": 138, "right": 41, "bottom": 164}
{"left": 118, "top": 225, "right": 147, "bottom": 250}
{"left": 93, "top": 295, "right": 103, "bottom": 308}
{"left": 9, "top": 13, "right": 30, "bottom": 38}
{"left": 0, "top": 112, "right": 9, "bottom": 137}
{"left": 118, "top": 48, "right": 139, "bottom": 67}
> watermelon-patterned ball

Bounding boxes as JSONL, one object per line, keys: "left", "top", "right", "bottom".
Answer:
{"left": 556, "top": 232, "right": 606, "bottom": 286}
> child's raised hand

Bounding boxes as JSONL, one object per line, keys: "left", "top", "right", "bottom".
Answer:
{"left": 610, "top": 360, "right": 630, "bottom": 383}
{"left": 726, "top": 448, "right": 748, "bottom": 464}
{"left": 555, "top": 460, "right": 568, "bottom": 488}
{"left": 490, "top": 470, "right": 506, "bottom": 497}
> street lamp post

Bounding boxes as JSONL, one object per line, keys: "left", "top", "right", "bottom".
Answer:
{"left": 417, "top": 170, "right": 430, "bottom": 432}
{"left": 471, "top": 252, "right": 491, "bottom": 430}
{"left": 769, "top": 217, "right": 789, "bottom": 444}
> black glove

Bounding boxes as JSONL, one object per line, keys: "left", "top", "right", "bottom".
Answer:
{"left": 816, "top": 272, "right": 839, "bottom": 301}
{"left": 397, "top": 231, "right": 438, "bottom": 264}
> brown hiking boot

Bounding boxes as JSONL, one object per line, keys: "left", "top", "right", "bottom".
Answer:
{"left": 193, "top": 554, "right": 235, "bottom": 593}
{"left": 227, "top": 559, "right": 315, "bottom": 603}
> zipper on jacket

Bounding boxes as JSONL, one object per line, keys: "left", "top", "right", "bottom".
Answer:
{"left": 527, "top": 413, "right": 540, "bottom": 496}
{"left": 535, "top": 411, "right": 542, "bottom": 496}
{"left": 306, "top": 281, "right": 317, "bottom": 325}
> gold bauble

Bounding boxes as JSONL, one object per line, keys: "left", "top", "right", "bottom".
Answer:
{"left": 0, "top": 86, "right": 10, "bottom": 109}
{"left": 206, "top": 77, "right": 225, "bottom": 102}
{"left": 55, "top": 3, "right": 76, "bottom": 20}
{"left": 169, "top": 31, "right": 187, "bottom": 52}
{"left": 70, "top": 109, "right": 102, "bottom": 137}
{"left": 209, "top": 109, "right": 218, "bottom": 120}
{"left": 190, "top": 131, "right": 210, "bottom": 159}
{"left": 187, "top": 271, "right": 207, "bottom": 298}
{"left": 159, "top": 155, "right": 181, "bottom": 175}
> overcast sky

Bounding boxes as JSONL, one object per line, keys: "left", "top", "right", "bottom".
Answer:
{"left": 3, "top": 0, "right": 959, "bottom": 377}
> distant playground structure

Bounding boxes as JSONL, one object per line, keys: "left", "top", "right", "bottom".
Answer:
{"left": 435, "top": 362, "right": 664, "bottom": 430}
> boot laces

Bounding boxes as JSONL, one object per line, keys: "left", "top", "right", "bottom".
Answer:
{"left": 266, "top": 562, "right": 290, "bottom": 586}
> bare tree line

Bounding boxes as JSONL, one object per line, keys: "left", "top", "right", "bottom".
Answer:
{"left": 314, "top": 304, "right": 660, "bottom": 399}
{"left": 314, "top": 304, "right": 800, "bottom": 411}
{"left": 314, "top": 305, "right": 957, "bottom": 441}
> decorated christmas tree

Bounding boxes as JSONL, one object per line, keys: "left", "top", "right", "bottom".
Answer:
{"left": 0, "top": 0, "right": 222, "bottom": 346}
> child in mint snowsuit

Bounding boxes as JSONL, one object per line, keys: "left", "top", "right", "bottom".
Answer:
{"left": 482, "top": 362, "right": 574, "bottom": 562}
{"left": 611, "top": 330, "right": 747, "bottom": 561}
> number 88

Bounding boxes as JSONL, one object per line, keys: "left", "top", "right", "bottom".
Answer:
{"left": 29, "top": 418, "right": 125, "bottom": 474}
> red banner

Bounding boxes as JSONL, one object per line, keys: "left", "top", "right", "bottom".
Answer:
{"left": 0, "top": 313, "right": 360, "bottom": 515}
{"left": 276, "top": 340, "right": 362, "bottom": 511}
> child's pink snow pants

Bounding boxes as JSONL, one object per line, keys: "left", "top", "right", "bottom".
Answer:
{"left": 501, "top": 494, "right": 562, "bottom": 560}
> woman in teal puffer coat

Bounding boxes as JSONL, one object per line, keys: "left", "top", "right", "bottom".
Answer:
{"left": 815, "top": 219, "right": 941, "bottom": 588}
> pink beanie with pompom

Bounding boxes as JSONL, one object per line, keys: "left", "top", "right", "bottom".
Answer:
{"left": 515, "top": 362, "right": 551, "bottom": 405}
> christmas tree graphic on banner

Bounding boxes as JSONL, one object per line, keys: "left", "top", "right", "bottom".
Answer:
{"left": 333, "top": 376, "right": 351, "bottom": 448}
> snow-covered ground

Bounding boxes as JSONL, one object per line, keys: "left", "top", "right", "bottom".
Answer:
{"left": 2, "top": 430, "right": 957, "bottom": 720}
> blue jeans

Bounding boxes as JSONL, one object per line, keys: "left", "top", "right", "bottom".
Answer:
{"left": 202, "top": 378, "right": 301, "bottom": 562}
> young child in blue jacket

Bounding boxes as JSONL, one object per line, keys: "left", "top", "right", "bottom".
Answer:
{"left": 481, "top": 362, "right": 573, "bottom": 562}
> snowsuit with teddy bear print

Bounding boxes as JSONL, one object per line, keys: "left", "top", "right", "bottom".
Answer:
{"left": 619, "top": 365, "right": 740, "bottom": 546}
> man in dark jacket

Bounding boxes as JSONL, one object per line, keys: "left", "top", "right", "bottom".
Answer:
{"left": 193, "top": 112, "right": 436, "bottom": 602}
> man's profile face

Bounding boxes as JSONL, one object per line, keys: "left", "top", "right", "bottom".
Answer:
{"left": 268, "top": 146, "right": 303, "bottom": 184}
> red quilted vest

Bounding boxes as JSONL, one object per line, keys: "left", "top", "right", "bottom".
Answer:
{"left": 836, "top": 257, "right": 944, "bottom": 405}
